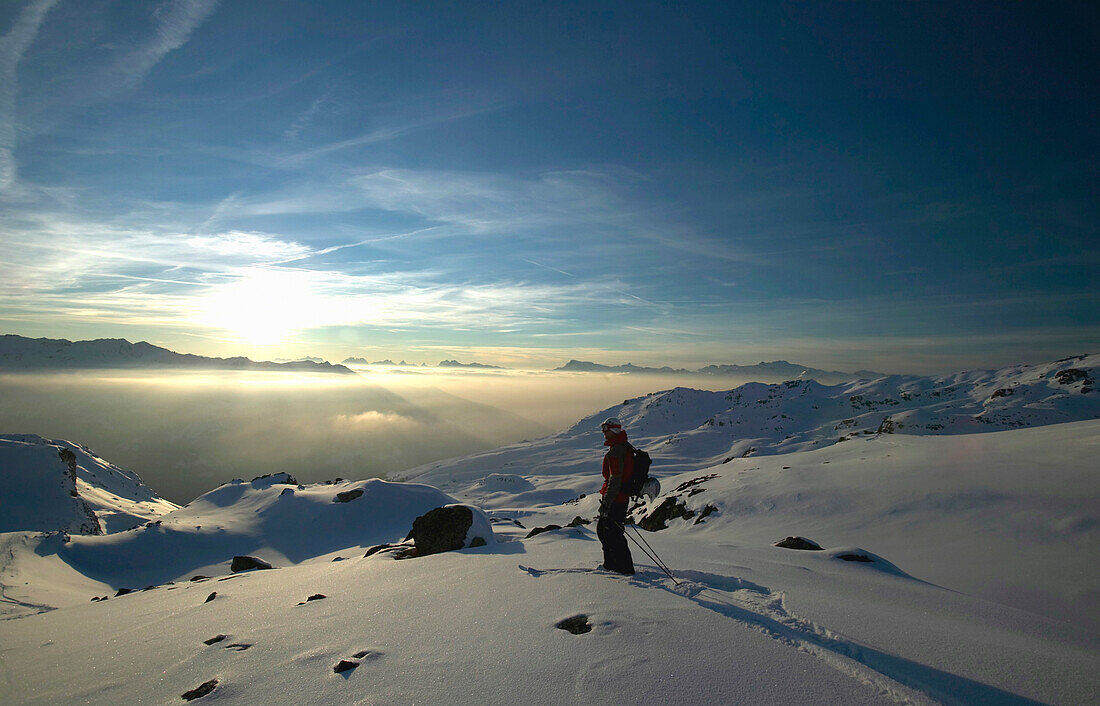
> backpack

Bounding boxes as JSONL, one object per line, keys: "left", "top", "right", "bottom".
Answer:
{"left": 625, "top": 445, "right": 655, "bottom": 498}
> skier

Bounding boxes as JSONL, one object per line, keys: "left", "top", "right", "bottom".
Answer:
{"left": 597, "top": 417, "right": 635, "bottom": 575}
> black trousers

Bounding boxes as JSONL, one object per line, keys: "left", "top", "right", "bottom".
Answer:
{"left": 596, "top": 501, "right": 635, "bottom": 574}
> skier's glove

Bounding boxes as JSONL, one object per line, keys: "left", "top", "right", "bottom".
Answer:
{"left": 597, "top": 500, "right": 611, "bottom": 519}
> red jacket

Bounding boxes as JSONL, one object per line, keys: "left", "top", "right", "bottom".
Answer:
{"left": 600, "top": 431, "right": 634, "bottom": 503}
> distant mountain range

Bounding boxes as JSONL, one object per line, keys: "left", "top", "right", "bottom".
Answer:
{"left": 552, "top": 359, "right": 884, "bottom": 383}
{"left": 340, "top": 358, "right": 504, "bottom": 369}
{"left": 0, "top": 335, "right": 356, "bottom": 374}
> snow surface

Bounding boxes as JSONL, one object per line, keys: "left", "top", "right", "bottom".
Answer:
{"left": 1, "top": 354, "right": 1098, "bottom": 704}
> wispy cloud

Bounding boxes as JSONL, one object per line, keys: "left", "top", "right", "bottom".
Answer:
{"left": 99, "top": 0, "right": 218, "bottom": 92}
{"left": 106, "top": 0, "right": 220, "bottom": 91}
{"left": 283, "top": 92, "right": 331, "bottom": 141}
{"left": 281, "top": 94, "right": 504, "bottom": 165}
{"left": 0, "top": 0, "right": 59, "bottom": 191}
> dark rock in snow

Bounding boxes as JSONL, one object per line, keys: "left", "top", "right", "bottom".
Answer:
{"left": 334, "top": 488, "right": 364, "bottom": 503}
{"left": 181, "top": 678, "right": 218, "bottom": 700}
{"left": 363, "top": 541, "right": 415, "bottom": 559}
{"left": 1055, "top": 368, "right": 1091, "bottom": 385}
{"left": 333, "top": 659, "right": 359, "bottom": 673}
{"left": 297, "top": 593, "right": 327, "bottom": 605}
{"left": 469, "top": 536, "right": 487, "bottom": 548}
{"left": 525, "top": 524, "right": 563, "bottom": 539}
{"left": 114, "top": 588, "right": 133, "bottom": 597}
{"left": 556, "top": 615, "right": 592, "bottom": 634}
{"left": 776, "top": 536, "right": 824, "bottom": 551}
{"left": 693, "top": 504, "right": 718, "bottom": 524}
{"left": 836, "top": 552, "right": 874, "bottom": 562}
{"left": 638, "top": 497, "right": 695, "bottom": 531}
{"left": 204, "top": 592, "right": 217, "bottom": 603}
{"left": 202, "top": 634, "right": 227, "bottom": 645}
{"left": 190, "top": 575, "right": 210, "bottom": 582}
{"left": 567, "top": 516, "right": 591, "bottom": 527}
{"left": 224, "top": 643, "right": 251, "bottom": 651}
{"left": 231, "top": 555, "right": 273, "bottom": 572}
{"left": 407, "top": 505, "right": 473, "bottom": 556}
{"left": 490, "top": 517, "right": 526, "bottom": 528}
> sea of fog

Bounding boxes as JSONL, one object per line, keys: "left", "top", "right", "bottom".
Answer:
{"left": 0, "top": 369, "right": 762, "bottom": 504}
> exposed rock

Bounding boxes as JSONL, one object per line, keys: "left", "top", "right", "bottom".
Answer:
{"left": 1055, "top": 368, "right": 1091, "bottom": 385}
{"left": 674, "top": 474, "right": 718, "bottom": 493}
{"left": 202, "top": 634, "right": 227, "bottom": 645}
{"left": 114, "top": 588, "right": 133, "bottom": 597}
{"left": 693, "top": 504, "right": 718, "bottom": 524}
{"left": 556, "top": 615, "right": 592, "bottom": 635}
{"left": 297, "top": 593, "right": 327, "bottom": 605}
{"left": 224, "top": 643, "right": 251, "bottom": 651}
{"left": 407, "top": 505, "right": 473, "bottom": 556}
{"left": 469, "top": 536, "right": 487, "bottom": 548}
{"left": 877, "top": 417, "right": 897, "bottom": 434}
{"left": 567, "top": 516, "right": 591, "bottom": 527}
{"left": 775, "top": 536, "right": 823, "bottom": 551}
{"left": 525, "top": 524, "right": 562, "bottom": 539}
{"left": 204, "top": 592, "right": 217, "bottom": 603}
{"left": 990, "top": 388, "right": 1014, "bottom": 399}
{"left": 190, "top": 575, "right": 210, "bottom": 582}
{"left": 333, "top": 660, "right": 359, "bottom": 673}
{"left": 836, "top": 552, "right": 874, "bottom": 562}
{"left": 334, "top": 488, "right": 364, "bottom": 503}
{"left": 230, "top": 555, "right": 273, "bottom": 572}
{"left": 251, "top": 472, "right": 298, "bottom": 485}
{"left": 364, "top": 541, "right": 415, "bottom": 559}
{"left": 638, "top": 497, "right": 695, "bottom": 531}
{"left": 181, "top": 679, "right": 218, "bottom": 701}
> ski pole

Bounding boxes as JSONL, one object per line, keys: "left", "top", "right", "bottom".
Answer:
{"left": 619, "top": 521, "right": 679, "bottom": 584}
{"left": 628, "top": 525, "right": 678, "bottom": 583}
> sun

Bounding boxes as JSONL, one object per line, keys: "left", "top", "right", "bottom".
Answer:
{"left": 193, "top": 270, "right": 326, "bottom": 346}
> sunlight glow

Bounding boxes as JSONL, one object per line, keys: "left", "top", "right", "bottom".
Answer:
{"left": 192, "top": 269, "right": 350, "bottom": 346}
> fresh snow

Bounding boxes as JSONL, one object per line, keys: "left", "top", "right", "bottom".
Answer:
{"left": 1, "top": 354, "right": 1098, "bottom": 704}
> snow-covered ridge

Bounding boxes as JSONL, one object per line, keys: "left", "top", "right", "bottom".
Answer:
{"left": 0, "top": 434, "right": 178, "bottom": 534}
{"left": 56, "top": 475, "right": 461, "bottom": 589}
{"left": 403, "top": 352, "right": 1099, "bottom": 496}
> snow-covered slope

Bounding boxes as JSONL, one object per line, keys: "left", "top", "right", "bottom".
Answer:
{"left": 0, "top": 434, "right": 177, "bottom": 534}
{"left": 1, "top": 455, "right": 1097, "bottom": 704}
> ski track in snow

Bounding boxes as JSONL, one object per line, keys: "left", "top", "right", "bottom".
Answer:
{"left": 0, "top": 534, "right": 56, "bottom": 619}
{"left": 522, "top": 563, "right": 1046, "bottom": 706}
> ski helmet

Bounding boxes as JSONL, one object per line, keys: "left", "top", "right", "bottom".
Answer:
{"left": 600, "top": 417, "right": 623, "bottom": 434}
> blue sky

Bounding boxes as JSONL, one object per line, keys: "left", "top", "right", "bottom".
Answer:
{"left": 1, "top": 1, "right": 1097, "bottom": 373}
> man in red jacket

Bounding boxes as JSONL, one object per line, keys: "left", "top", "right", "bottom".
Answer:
{"left": 597, "top": 417, "right": 635, "bottom": 574}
